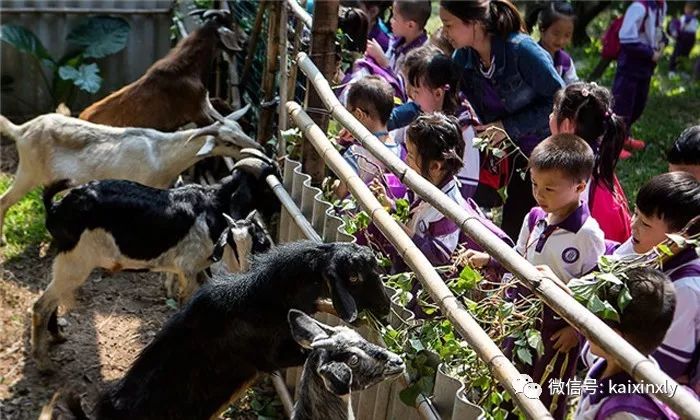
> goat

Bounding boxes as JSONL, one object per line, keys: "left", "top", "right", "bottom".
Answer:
{"left": 78, "top": 10, "right": 242, "bottom": 131}
{"left": 288, "top": 309, "right": 404, "bottom": 420}
{"left": 0, "top": 110, "right": 261, "bottom": 244}
{"left": 42, "top": 241, "right": 390, "bottom": 419}
{"left": 32, "top": 156, "right": 278, "bottom": 373}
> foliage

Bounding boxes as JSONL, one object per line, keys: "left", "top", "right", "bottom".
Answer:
{"left": 0, "top": 17, "right": 130, "bottom": 109}
{"left": 0, "top": 174, "right": 51, "bottom": 260}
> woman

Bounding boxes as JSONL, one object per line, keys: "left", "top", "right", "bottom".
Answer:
{"left": 440, "top": 0, "right": 564, "bottom": 239}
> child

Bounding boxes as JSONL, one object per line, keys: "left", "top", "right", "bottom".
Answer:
{"left": 668, "top": 125, "right": 700, "bottom": 180}
{"left": 615, "top": 172, "right": 700, "bottom": 386}
{"left": 337, "top": 76, "right": 403, "bottom": 197}
{"left": 551, "top": 82, "right": 632, "bottom": 242}
{"left": 535, "top": 1, "right": 579, "bottom": 85}
{"left": 365, "top": 0, "right": 431, "bottom": 80}
{"left": 466, "top": 134, "right": 606, "bottom": 419}
{"left": 359, "top": 1, "right": 393, "bottom": 51}
{"left": 392, "top": 45, "right": 481, "bottom": 199}
{"left": 575, "top": 267, "right": 680, "bottom": 419}
{"left": 668, "top": 1, "right": 699, "bottom": 75}
{"left": 612, "top": 0, "right": 667, "bottom": 152}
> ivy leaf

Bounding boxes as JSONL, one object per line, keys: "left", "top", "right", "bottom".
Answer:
{"left": 165, "top": 298, "right": 178, "bottom": 310}
{"left": 59, "top": 63, "right": 102, "bottom": 93}
{"left": 600, "top": 300, "right": 620, "bottom": 322}
{"left": 516, "top": 348, "right": 533, "bottom": 365}
{"left": 586, "top": 294, "right": 606, "bottom": 314}
{"left": 597, "top": 272, "right": 622, "bottom": 285}
{"left": 67, "top": 16, "right": 130, "bottom": 59}
{"left": 666, "top": 233, "right": 687, "bottom": 248}
{"left": 617, "top": 286, "right": 632, "bottom": 312}
{"left": 526, "top": 329, "right": 544, "bottom": 357}
{"left": 657, "top": 243, "right": 674, "bottom": 256}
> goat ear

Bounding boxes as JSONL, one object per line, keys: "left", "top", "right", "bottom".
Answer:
{"left": 210, "top": 224, "right": 231, "bottom": 263}
{"left": 326, "top": 273, "right": 359, "bottom": 323}
{"left": 288, "top": 309, "right": 334, "bottom": 349}
{"left": 225, "top": 104, "right": 251, "bottom": 122}
{"left": 318, "top": 362, "right": 353, "bottom": 396}
{"left": 217, "top": 26, "right": 240, "bottom": 51}
{"left": 196, "top": 137, "right": 217, "bottom": 157}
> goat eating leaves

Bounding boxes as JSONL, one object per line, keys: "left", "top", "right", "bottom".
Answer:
{"left": 288, "top": 309, "right": 405, "bottom": 420}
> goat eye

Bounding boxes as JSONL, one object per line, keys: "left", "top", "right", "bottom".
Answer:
{"left": 348, "top": 355, "right": 359, "bottom": 366}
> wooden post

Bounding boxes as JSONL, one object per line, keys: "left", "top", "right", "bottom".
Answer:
{"left": 277, "top": 0, "right": 289, "bottom": 157}
{"left": 287, "top": 0, "right": 309, "bottom": 104}
{"left": 257, "top": 0, "right": 280, "bottom": 145}
{"left": 302, "top": 0, "right": 338, "bottom": 184}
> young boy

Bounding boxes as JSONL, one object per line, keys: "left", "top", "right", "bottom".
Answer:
{"left": 365, "top": 0, "right": 430, "bottom": 78}
{"left": 336, "top": 76, "right": 403, "bottom": 197}
{"left": 575, "top": 267, "right": 679, "bottom": 419}
{"left": 615, "top": 172, "right": 700, "bottom": 387}
{"left": 668, "top": 125, "right": 700, "bottom": 180}
{"left": 612, "top": 0, "right": 667, "bottom": 153}
{"left": 668, "top": 1, "right": 699, "bottom": 75}
{"left": 466, "top": 134, "right": 606, "bottom": 419}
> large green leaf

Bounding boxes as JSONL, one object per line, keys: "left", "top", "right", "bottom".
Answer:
{"left": 66, "top": 16, "right": 130, "bottom": 59}
{"left": 58, "top": 63, "right": 102, "bottom": 93}
{"left": 0, "top": 24, "right": 55, "bottom": 64}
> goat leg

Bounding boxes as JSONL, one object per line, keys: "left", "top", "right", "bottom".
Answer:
{"left": 47, "top": 309, "right": 67, "bottom": 344}
{"left": 177, "top": 272, "right": 198, "bottom": 305}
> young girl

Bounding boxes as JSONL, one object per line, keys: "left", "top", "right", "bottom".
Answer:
{"left": 393, "top": 45, "right": 481, "bottom": 199}
{"left": 534, "top": 1, "right": 579, "bottom": 85}
{"left": 550, "top": 82, "right": 631, "bottom": 243}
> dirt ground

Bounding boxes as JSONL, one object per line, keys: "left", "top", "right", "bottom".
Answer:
{"left": 0, "top": 140, "right": 279, "bottom": 419}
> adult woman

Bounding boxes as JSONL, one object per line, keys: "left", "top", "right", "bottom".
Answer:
{"left": 440, "top": 0, "right": 564, "bottom": 239}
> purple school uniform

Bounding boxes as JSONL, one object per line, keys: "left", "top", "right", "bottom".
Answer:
{"left": 368, "top": 22, "right": 391, "bottom": 52}
{"left": 652, "top": 248, "right": 700, "bottom": 381}
{"left": 575, "top": 358, "right": 682, "bottom": 419}
{"left": 386, "top": 32, "right": 428, "bottom": 76}
{"left": 552, "top": 48, "right": 579, "bottom": 85}
{"left": 669, "top": 14, "right": 699, "bottom": 71}
{"left": 613, "top": 0, "right": 667, "bottom": 128}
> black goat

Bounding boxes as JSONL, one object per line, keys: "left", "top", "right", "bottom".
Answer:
{"left": 32, "top": 156, "right": 279, "bottom": 373}
{"left": 45, "top": 241, "right": 390, "bottom": 419}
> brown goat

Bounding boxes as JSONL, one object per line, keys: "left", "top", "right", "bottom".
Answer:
{"left": 79, "top": 10, "right": 240, "bottom": 131}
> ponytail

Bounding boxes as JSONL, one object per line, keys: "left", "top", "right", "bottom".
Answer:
{"left": 553, "top": 82, "right": 627, "bottom": 190}
{"left": 440, "top": 0, "right": 526, "bottom": 38}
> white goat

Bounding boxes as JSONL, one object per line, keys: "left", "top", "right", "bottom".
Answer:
{"left": 0, "top": 106, "right": 258, "bottom": 244}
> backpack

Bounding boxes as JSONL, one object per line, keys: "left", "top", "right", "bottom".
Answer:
{"left": 601, "top": 2, "right": 650, "bottom": 60}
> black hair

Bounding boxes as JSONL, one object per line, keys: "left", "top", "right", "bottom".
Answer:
{"left": 403, "top": 45, "right": 461, "bottom": 115}
{"left": 610, "top": 267, "right": 676, "bottom": 355}
{"left": 667, "top": 125, "right": 700, "bottom": 166}
{"left": 338, "top": 6, "right": 370, "bottom": 52}
{"left": 394, "top": 0, "right": 432, "bottom": 29}
{"left": 406, "top": 113, "right": 465, "bottom": 179}
{"left": 529, "top": 133, "right": 595, "bottom": 182}
{"left": 553, "top": 82, "right": 626, "bottom": 190}
{"left": 527, "top": 1, "right": 575, "bottom": 33}
{"left": 347, "top": 75, "right": 395, "bottom": 125}
{"left": 440, "top": 0, "right": 526, "bottom": 38}
{"left": 636, "top": 172, "right": 700, "bottom": 232}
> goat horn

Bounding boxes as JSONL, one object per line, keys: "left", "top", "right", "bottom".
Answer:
{"left": 222, "top": 213, "right": 236, "bottom": 226}
{"left": 232, "top": 157, "right": 269, "bottom": 178}
{"left": 186, "top": 128, "right": 219, "bottom": 143}
{"left": 239, "top": 148, "right": 272, "bottom": 163}
{"left": 188, "top": 8, "right": 206, "bottom": 16}
{"left": 204, "top": 92, "right": 234, "bottom": 127}
{"left": 203, "top": 9, "right": 231, "bottom": 20}
{"left": 245, "top": 210, "right": 258, "bottom": 222}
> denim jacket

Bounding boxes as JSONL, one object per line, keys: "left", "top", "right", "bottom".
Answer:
{"left": 453, "top": 33, "right": 564, "bottom": 154}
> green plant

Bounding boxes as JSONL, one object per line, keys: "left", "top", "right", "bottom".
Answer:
{"left": 0, "top": 16, "right": 130, "bottom": 109}
{"left": 0, "top": 174, "right": 51, "bottom": 259}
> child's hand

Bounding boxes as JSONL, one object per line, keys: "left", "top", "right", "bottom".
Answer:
{"left": 457, "top": 249, "right": 491, "bottom": 269}
{"left": 652, "top": 49, "right": 663, "bottom": 63}
{"left": 535, "top": 265, "right": 572, "bottom": 296}
{"left": 365, "top": 39, "right": 389, "bottom": 68}
{"left": 551, "top": 326, "right": 579, "bottom": 353}
{"left": 369, "top": 178, "right": 392, "bottom": 209}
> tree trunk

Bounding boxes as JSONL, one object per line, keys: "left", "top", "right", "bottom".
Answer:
{"left": 258, "top": 1, "right": 280, "bottom": 145}
{"left": 573, "top": 1, "right": 612, "bottom": 46}
{"left": 302, "top": 0, "right": 339, "bottom": 184}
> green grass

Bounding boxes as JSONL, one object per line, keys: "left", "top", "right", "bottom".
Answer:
{"left": 0, "top": 174, "right": 50, "bottom": 259}
{"left": 571, "top": 40, "right": 700, "bottom": 206}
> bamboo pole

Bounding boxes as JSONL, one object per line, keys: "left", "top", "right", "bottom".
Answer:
{"left": 240, "top": 0, "right": 267, "bottom": 85}
{"left": 278, "top": 0, "right": 290, "bottom": 156}
{"left": 286, "top": 0, "right": 313, "bottom": 28}
{"left": 257, "top": 0, "right": 281, "bottom": 145}
{"left": 0, "top": 7, "right": 171, "bottom": 14}
{"left": 287, "top": 101, "right": 553, "bottom": 419}
{"left": 287, "top": 0, "right": 308, "bottom": 104}
{"left": 302, "top": 0, "right": 338, "bottom": 184}
{"left": 294, "top": 52, "right": 700, "bottom": 418}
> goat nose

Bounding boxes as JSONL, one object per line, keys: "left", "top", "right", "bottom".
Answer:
{"left": 385, "top": 357, "right": 405, "bottom": 374}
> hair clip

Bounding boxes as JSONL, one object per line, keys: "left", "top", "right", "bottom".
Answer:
{"left": 443, "top": 84, "right": 451, "bottom": 92}
{"left": 581, "top": 88, "right": 590, "bottom": 97}
{"left": 604, "top": 108, "right": 614, "bottom": 118}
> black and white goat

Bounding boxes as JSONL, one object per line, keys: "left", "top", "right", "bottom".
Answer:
{"left": 32, "top": 156, "right": 278, "bottom": 373}
{"left": 0, "top": 108, "right": 260, "bottom": 244}
{"left": 44, "top": 241, "right": 390, "bottom": 419}
{"left": 288, "top": 309, "right": 404, "bottom": 420}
